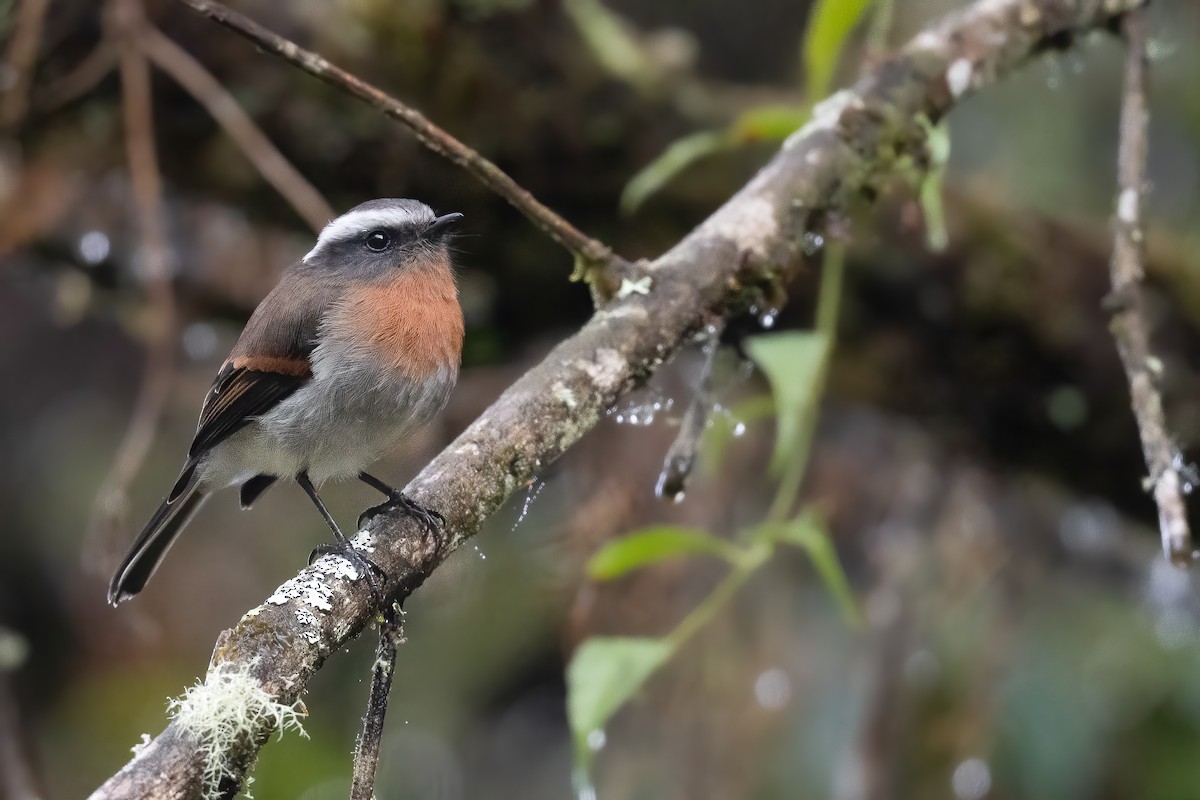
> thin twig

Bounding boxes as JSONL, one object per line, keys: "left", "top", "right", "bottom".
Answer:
{"left": 139, "top": 25, "right": 334, "bottom": 232}
{"left": 1, "top": 0, "right": 52, "bottom": 128}
{"left": 173, "top": 0, "right": 620, "bottom": 272}
{"left": 656, "top": 321, "right": 723, "bottom": 501}
{"left": 33, "top": 38, "right": 118, "bottom": 113}
{"left": 349, "top": 606, "right": 405, "bottom": 800}
{"left": 1105, "top": 10, "right": 1192, "bottom": 565}
{"left": 88, "top": 0, "right": 179, "bottom": 576}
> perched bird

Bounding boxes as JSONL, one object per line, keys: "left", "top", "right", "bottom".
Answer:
{"left": 108, "top": 198, "right": 464, "bottom": 606}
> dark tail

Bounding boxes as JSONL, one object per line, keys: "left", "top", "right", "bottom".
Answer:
{"left": 107, "top": 470, "right": 208, "bottom": 606}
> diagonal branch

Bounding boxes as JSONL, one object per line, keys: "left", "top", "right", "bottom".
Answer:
{"left": 89, "top": 0, "right": 1147, "bottom": 797}
{"left": 174, "top": 0, "right": 623, "bottom": 275}
{"left": 139, "top": 24, "right": 335, "bottom": 232}
{"left": 1104, "top": 10, "right": 1192, "bottom": 565}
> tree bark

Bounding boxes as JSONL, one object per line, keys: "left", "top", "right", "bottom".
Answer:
{"left": 89, "top": 0, "right": 1146, "bottom": 796}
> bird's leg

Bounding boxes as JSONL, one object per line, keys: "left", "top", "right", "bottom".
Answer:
{"left": 297, "top": 471, "right": 385, "bottom": 604}
{"left": 357, "top": 472, "right": 445, "bottom": 539}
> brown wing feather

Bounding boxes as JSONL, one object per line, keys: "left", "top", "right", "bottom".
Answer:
{"left": 187, "top": 363, "right": 310, "bottom": 460}
{"left": 180, "top": 266, "right": 342, "bottom": 473}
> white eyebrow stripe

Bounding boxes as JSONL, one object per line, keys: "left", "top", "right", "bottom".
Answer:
{"left": 303, "top": 207, "right": 425, "bottom": 262}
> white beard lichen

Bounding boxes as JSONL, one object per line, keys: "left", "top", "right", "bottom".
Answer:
{"left": 166, "top": 660, "right": 308, "bottom": 800}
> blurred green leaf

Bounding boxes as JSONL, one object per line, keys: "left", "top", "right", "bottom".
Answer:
{"left": 732, "top": 106, "right": 811, "bottom": 142}
{"left": 803, "top": 0, "right": 875, "bottom": 100}
{"left": 744, "top": 332, "right": 831, "bottom": 475}
{"left": 620, "top": 130, "right": 731, "bottom": 214}
{"left": 918, "top": 118, "right": 951, "bottom": 252}
{"left": 588, "top": 526, "right": 741, "bottom": 580}
{"left": 567, "top": 637, "right": 672, "bottom": 755}
{"left": 760, "top": 512, "right": 861, "bottom": 627}
{"left": 563, "top": 0, "right": 653, "bottom": 92}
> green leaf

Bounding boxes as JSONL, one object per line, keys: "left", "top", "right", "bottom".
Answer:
{"left": 567, "top": 637, "right": 672, "bottom": 755}
{"left": 732, "top": 105, "right": 811, "bottom": 143}
{"left": 588, "top": 526, "right": 741, "bottom": 580}
{"left": 620, "top": 130, "right": 731, "bottom": 214}
{"left": 744, "top": 332, "right": 831, "bottom": 474}
{"left": 802, "top": 0, "right": 875, "bottom": 101}
{"left": 763, "top": 513, "right": 861, "bottom": 627}
{"left": 563, "top": 0, "right": 653, "bottom": 92}
{"left": 917, "top": 118, "right": 951, "bottom": 252}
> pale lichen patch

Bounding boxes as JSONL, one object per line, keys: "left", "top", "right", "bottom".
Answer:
{"left": 553, "top": 381, "right": 578, "bottom": 409}
{"left": 1118, "top": 188, "right": 1139, "bottom": 224}
{"left": 168, "top": 661, "right": 308, "bottom": 800}
{"left": 616, "top": 276, "right": 652, "bottom": 298}
{"left": 947, "top": 58, "right": 973, "bottom": 98}
{"left": 577, "top": 348, "right": 625, "bottom": 393}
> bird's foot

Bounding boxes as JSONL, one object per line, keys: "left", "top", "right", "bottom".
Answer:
{"left": 358, "top": 492, "right": 445, "bottom": 542}
{"left": 309, "top": 540, "right": 387, "bottom": 606}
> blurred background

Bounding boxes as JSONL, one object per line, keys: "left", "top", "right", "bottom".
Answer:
{"left": 2, "top": 0, "right": 1200, "bottom": 797}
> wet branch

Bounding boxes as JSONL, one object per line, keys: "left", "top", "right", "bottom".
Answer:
{"left": 348, "top": 607, "right": 405, "bottom": 800}
{"left": 1104, "top": 10, "right": 1192, "bottom": 565}
{"left": 88, "top": 0, "right": 1148, "bottom": 797}
{"left": 174, "top": 0, "right": 623, "bottom": 275}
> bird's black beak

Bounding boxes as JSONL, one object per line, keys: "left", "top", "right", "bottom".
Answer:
{"left": 426, "top": 212, "right": 464, "bottom": 240}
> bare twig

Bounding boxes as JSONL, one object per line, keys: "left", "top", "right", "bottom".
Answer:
{"left": 139, "top": 25, "right": 334, "bottom": 232}
{"left": 656, "top": 321, "right": 723, "bottom": 501}
{"left": 1, "top": 0, "right": 52, "bottom": 128}
{"left": 349, "top": 607, "right": 405, "bottom": 800}
{"left": 1105, "top": 10, "right": 1192, "bottom": 565}
{"left": 33, "top": 38, "right": 118, "bottom": 113}
{"left": 88, "top": 0, "right": 179, "bottom": 576}
{"left": 88, "top": 1, "right": 1148, "bottom": 797}
{"left": 173, "top": 0, "right": 621, "bottom": 273}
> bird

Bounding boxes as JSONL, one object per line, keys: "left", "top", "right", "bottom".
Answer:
{"left": 107, "top": 198, "right": 464, "bottom": 606}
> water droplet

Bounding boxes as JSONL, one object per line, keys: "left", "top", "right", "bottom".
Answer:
{"left": 78, "top": 230, "right": 110, "bottom": 265}
{"left": 758, "top": 308, "right": 779, "bottom": 329}
{"left": 511, "top": 479, "right": 546, "bottom": 532}
{"left": 672, "top": 492, "right": 686, "bottom": 504}
{"left": 753, "top": 668, "right": 791, "bottom": 710}
{"left": 951, "top": 758, "right": 992, "bottom": 800}
{"left": 802, "top": 232, "right": 825, "bottom": 255}
{"left": 473, "top": 544, "right": 487, "bottom": 560}
{"left": 609, "top": 390, "right": 674, "bottom": 426}
{"left": 586, "top": 729, "right": 607, "bottom": 751}
{"left": 733, "top": 422, "right": 746, "bottom": 437}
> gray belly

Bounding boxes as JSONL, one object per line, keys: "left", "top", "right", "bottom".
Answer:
{"left": 198, "top": 362, "right": 456, "bottom": 488}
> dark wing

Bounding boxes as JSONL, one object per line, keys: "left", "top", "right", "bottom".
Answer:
{"left": 187, "top": 362, "right": 310, "bottom": 459}
{"left": 167, "top": 266, "right": 341, "bottom": 500}
{"left": 167, "top": 361, "right": 309, "bottom": 502}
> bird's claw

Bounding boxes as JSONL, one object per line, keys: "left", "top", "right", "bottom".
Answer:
{"left": 357, "top": 493, "right": 446, "bottom": 541}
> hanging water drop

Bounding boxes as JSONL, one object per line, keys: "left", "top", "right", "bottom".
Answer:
{"left": 511, "top": 479, "right": 547, "bottom": 532}
{"left": 802, "top": 232, "right": 825, "bottom": 255}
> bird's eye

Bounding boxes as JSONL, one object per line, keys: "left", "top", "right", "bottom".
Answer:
{"left": 364, "top": 230, "right": 391, "bottom": 252}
